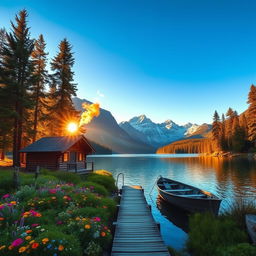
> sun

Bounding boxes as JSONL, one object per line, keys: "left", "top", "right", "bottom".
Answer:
{"left": 67, "top": 122, "right": 78, "bottom": 133}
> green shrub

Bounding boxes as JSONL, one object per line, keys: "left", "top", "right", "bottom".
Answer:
{"left": 78, "top": 181, "right": 108, "bottom": 196}
{"left": 35, "top": 175, "right": 59, "bottom": 186}
{"left": 0, "top": 170, "right": 15, "bottom": 194}
{"left": 86, "top": 173, "right": 116, "bottom": 192}
{"left": 217, "top": 243, "right": 256, "bottom": 256}
{"left": 50, "top": 171, "right": 82, "bottom": 184}
{"left": 99, "top": 197, "right": 117, "bottom": 218}
{"left": 20, "top": 172, "right": 39, "bottom": 187}
{"left": 222, "top": 199, "right": 256, "bottom": 229}
{"left": 187, "top": 213, "right": 247, "bottom": 256}
{"left": 72, "top": 207, "right": 110, "bottom": 221}
{"left": 36, "top": 229, "right": 82, "bottom": 256}
{"left": 84, "top": 241, "right": 102, "bottom": 256}
{"left": 15, "top": 185, "right": 36, "bottom": 201}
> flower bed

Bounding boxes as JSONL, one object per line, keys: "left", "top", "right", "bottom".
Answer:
{"left": 0, "top": 170, "right": 117, "bottom": 256}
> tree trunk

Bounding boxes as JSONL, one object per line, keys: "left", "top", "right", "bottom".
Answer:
{"left": 33, "top": 99, "right": 39, "bottom": 142}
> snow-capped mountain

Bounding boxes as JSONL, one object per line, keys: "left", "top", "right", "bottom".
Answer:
{"left": 72, "top": 98, "right": 154, "bottom": 153}
{"left": 184, "top": 124, "right": 200, "bottom": 136}
{"left": 120, "top": 115, "right": 206, "bottom": 147}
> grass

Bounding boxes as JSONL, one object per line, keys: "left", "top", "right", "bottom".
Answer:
{"left": 222, "top": 199, "right": 256, "bottom": 229}
{"left": 186, "top": 200, "right": 256, "bottom": 256}
{"left": 0, "top": 167, "right": 117, "bottom": 256}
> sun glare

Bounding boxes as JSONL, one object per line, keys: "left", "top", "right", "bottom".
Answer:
{"left": 67, "top": 122, "right": 78, "bottom": 133}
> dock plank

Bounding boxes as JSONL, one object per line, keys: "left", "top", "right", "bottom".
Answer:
{"left": 111, "top": 186, "right": 170, "bottom": 256}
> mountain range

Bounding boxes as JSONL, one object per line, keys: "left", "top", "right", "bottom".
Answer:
{"left": 73, "top": 97, "right": 211, "bottom": 153}
{"left": 120, "top": 115, "right": 211, "bottom": 147}
{"left": 72, "top": 97, "right": 154, "bottom": 153}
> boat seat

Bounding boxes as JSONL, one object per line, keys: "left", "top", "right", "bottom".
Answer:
{"left": 181, "top": 194, "right": 206, "bottom": 197}
{"left": 163, "top": 182, "right": 175, "bottom": 189}
{"left": 165, "top": 189, "right": 192, "bottom": 192}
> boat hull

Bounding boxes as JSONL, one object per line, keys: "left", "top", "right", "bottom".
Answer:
{"left": 157, "top": 178, "right": 221, "bottom": 215}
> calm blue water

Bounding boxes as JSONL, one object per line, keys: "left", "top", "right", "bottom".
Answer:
{"left": 88, "top": 154, "right": 256, "bottom": 250}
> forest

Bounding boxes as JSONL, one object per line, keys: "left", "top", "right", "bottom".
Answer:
{"left": 157, "top": 85, "right": 256, "bottom": 154}
{"left": 0, "top": 10, "right": 80, "bottom": 166}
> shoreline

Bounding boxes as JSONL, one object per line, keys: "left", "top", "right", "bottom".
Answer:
{"left": 200, "top": 152, "right": 256, "bottom": 159}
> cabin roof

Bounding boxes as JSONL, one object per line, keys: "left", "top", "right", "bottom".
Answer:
{"left": 20, "top": 135, "right": 95, "bottom": 153}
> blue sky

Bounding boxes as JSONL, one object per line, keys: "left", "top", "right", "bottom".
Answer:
{"left": 1, "top": 0, "right": 256, "bottom": 124}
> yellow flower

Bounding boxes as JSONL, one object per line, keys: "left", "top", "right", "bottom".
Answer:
{"left": 75, "top": 217, "right": 80, "bottom": 221}
{"left": 19, "top": 246, "right": 26, "bottom": 253}
{"left": 0, "top": 245, "right": 6, "bottom": 250}
{"left": 10, "top": 201, "right": 16, "bottom": 205}
{"left": 58, "top": 245, "right": 64, "bottom": 251}
{"left": 84, "top": 224, "right": 91, "bottom": 229}
{"left": 25, "top": 236, "right": 31, "bottom": 241}
{"left": 29, "top": 240, "right": 35, "bottom": 245}
{"left": 42, "top": 238, "right": 49, "bottom": 244}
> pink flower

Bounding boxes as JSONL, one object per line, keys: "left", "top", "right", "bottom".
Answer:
{"left": 49, "top": 189, "right": 57, "bottom": 194}
{"left": 31, "top": 223, "right": 39, "bottom": 227}
{"left": 11, "top": 238, "right": 23, "bottom": 247}
{"left": 56, "top": 221, "right": 63, "bottom": 225}
{"left": 2, "top": 194, "right": 10, "bottom": 199}
{"left": 94, "top": 217, "right": 101, "bottom": 222}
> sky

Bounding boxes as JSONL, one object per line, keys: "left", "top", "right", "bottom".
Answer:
{"left": 0, "top": 0, "right": 256, "bottom": 125}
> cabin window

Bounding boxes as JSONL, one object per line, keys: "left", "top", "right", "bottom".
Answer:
{"left": 78, "top": 152, "right": 84, "bottom": 161}
{"left": 63, "top": 152, "right": 69, "bottom": 162}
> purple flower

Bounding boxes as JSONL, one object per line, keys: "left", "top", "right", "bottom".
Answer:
{"left": 11, "top": 238, "right": 23, "bottom": 247}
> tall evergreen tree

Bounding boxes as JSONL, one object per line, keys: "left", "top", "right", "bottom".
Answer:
{"left": 212, "top": 110, "right": 221, "bottom": 151}
{"left": 0, "top": 10, "right": 34, "bottom": 166}
{"left": 31, "top": 34, "right": 48, "bottom": 142}
{"left": 231, "top": 114, "right": 246, "bottom": 152}
{"left": 225, "top": 107, "right": 234, "bottom": 149}
{"left": 247, "top": 84, "right": 256, "bottom": 145}
{"left": 220, "top": 113, "right": 227, "bottom": 150}
{"left": 49, "top": 38, "right": 78, "bottom": 135}
{"left": 239, "top": 113, "right": 248, "bottom": 138}
{"left": 0, "top": 28, "right": 10, "bottom": 160}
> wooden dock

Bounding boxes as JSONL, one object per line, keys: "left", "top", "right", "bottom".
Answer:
{"left": 111, "top": 185, "right": 170, "bottom": 256}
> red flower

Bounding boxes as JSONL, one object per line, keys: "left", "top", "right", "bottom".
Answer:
{"left": 31, "top": 242, "right": 39, "bottom": 249}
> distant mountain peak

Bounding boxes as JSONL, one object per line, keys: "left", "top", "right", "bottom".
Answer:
{"left": 129, "top": 115, "right": 153, "bottom": 124}
{"left": 120, "top": 114, "right": 209, "bottom": 148}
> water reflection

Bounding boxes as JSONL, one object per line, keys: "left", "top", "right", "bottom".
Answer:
{"left": 89, "top": 154, "right": 256, "bottom": 249}
{"left": 157, "top": 196, "right": 189, "bottom": 233}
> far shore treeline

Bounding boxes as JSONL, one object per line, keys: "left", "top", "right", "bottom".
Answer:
{"left": 158, "top": 86, "right": 256, "bottom": 154}
{"left": 0, "top": 10, "right": 80, "bottom": 166}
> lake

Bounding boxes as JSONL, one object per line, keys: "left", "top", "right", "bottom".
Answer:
{"left": 88, "top": 154, "right": 256, "bottom": 250}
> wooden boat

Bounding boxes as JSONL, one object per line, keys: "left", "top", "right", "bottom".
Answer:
{"left": 245, "top": 214, "right": 256, "bottom": 244}
{"left": 156, "top": 176, "right": 221, "bottom": 215}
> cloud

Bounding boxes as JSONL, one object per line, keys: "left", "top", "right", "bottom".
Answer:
{"left": 97, "top": 90, "right": 105, "bottom": 98}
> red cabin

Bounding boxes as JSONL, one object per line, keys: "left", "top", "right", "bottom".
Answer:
{"left": 20, "top": 135, "right": 95, "bottom": 172}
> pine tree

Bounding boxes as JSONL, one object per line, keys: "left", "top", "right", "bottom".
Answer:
{"left": 220, "top": 113, "right": 227, "bottom": 151}
{"left": 239, "top": 113, "right": 248, "bottom": 138}
{"left": 31, "top": 34, "right": 48, "bottom": 142}
{"left": 212, "top": 110, "right": 221, "bottom": 151}
{"left": 0, "top": 10, "right": 34, "bottom": 166}
{"left": 0, "top": 28, "right": 10, "bottom": 160}
{"left": 225, "top": 107, "right": 234, "bottom": 150}
{"left": 48, "top": 38, "right": 78, "bottom": 135}
{"left": 247, "top": 84, "right": 256, "bottom": 145}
